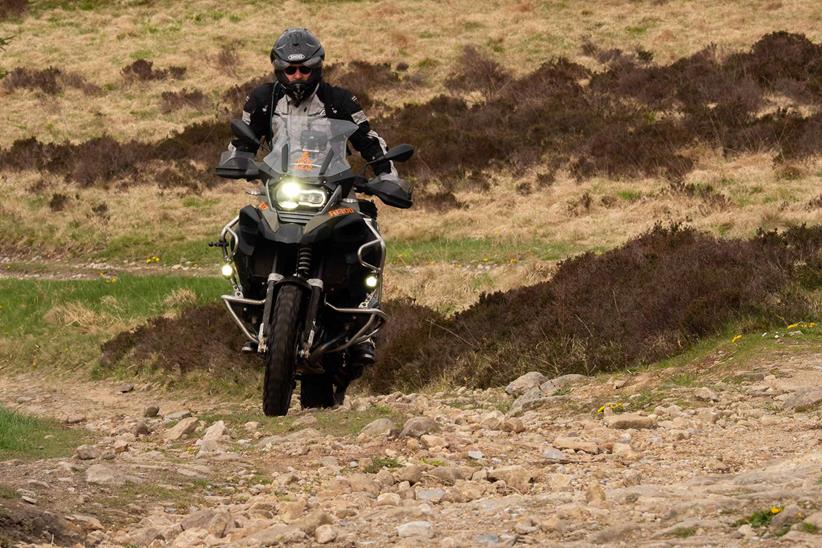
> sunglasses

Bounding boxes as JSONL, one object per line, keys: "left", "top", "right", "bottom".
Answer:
{"left": 284, "top": 65, "right": 313, "bottom": 75}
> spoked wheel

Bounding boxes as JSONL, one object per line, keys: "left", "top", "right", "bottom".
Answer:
{"left": 262, "top": 285, "right": 302, "bottom": 416}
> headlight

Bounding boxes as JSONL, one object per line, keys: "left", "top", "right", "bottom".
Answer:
{"left": 275, "top": 180, "right": 327, "bottom": 210}
{"left": 364, "top": 275, "right": 379, "bottom": 289}
{"left": 221, "top": 263, "right": 234, "bottom": 278}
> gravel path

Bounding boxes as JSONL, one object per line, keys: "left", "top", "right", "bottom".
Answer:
{"left": 1, "top": 353, "right": 821, "bottom": 546}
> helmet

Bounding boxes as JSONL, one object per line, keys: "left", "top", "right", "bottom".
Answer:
{"left": 270, "top": 28, "right": 324, "bottom": 103}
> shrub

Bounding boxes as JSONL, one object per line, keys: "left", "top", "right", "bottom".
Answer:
{"left": 364, "top": 224, "right": 822, "bottom": 391}
{"left": 121, "top": 59, "right": 186, "bottom": 82}
{"left": 160, "top": 88, "right": 210, "bottom": 113}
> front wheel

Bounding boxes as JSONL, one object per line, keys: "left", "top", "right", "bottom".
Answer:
{"left": 262, "top": 285, "right": 302, "bottom": 416}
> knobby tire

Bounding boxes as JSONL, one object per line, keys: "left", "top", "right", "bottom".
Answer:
{"left": 262, "top": 285, "right": 302, "bottom": 416}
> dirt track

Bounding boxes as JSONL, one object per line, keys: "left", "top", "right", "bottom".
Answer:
{"left": 1, "top": 350, "right": 821, "bottom": 547}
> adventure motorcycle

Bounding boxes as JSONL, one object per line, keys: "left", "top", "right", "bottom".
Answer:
{"left": 213, "top": 115, "right": 413, "bottom": 416}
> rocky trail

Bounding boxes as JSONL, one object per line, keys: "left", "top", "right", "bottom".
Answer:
{"left": 1, "top": 352, "right": 821, "bottom": 547}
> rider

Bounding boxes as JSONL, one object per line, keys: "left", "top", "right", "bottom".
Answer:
{"left": 230, "top": 28, "right": 403, "bottom": 375}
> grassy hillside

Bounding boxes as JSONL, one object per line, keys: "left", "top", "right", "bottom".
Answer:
{"left": 0, "top": 1, "right": 820, "bottom": 390}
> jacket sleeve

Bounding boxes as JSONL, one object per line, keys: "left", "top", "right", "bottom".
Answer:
{"left": 340, "top": 93, "right": 396, "bottom": 176}
{"left": 229, "top": 85, "right": 273, "bottom": 154}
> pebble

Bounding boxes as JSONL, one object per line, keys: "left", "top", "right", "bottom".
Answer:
{"left": 400, "top": 416, "right": 439, "bottom": 437}
{"left": 143, "top": 405, "right": 160, "bottom": 418}
{"left": 315, "top": 524, "right": 337, "bottom": 544}
{"left": 397, "top": 520, "right": 434, "bottom": 539}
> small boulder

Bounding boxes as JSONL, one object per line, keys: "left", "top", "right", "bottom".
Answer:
{"left": 75, "top": 445, "right": 100, "bottom": 460}
{"left": 400, "top": 416, "right": 438, "bottom": 438}
{"left": 604, "top": 413, "right": 656, "bottom": 429}
{"left": 164, "top": 417, "right": 198, "bottom": 441}
{"left": 487, "top": 465, "right": 533, "bottom": 492}
{"left": 505, "top": 372, "right": 547, "bottom": 396}
{"left": 143, "top": 405, "right": 160, "bottom": 418}
{"left": 397, "top": 520, "right": 434, "bottom": 539}
{"left": 359, "top": 418, "right": 396, "bottom": 439}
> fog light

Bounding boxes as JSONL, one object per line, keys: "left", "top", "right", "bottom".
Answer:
{"left": 221, "top": 263, "right": 234, "bottom": 278}
{"left": 365, "top": 275, "right": 379, "bottom": 289}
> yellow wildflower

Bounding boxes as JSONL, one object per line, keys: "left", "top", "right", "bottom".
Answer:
{"left": 732, "top": 335, "right": 742, "bottom": 343}
{"left": 787, "top": 322, "right": 799, "bottom": 330}
{"left": 770, "top": 506, "right": 782, "bottom": 514}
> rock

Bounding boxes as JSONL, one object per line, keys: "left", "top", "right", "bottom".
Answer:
{"left": 21, "top": 496, "right": 36, "bottom": 504}
{"left": 397, "top": 465, "right": 424, "bottom": 484}
{"left": 65, "top": 415, "right": 86, "bottom": 425}
{"left": 543, "top": 447, "right": 571, "bottom": 463}
{"left": 75, "top": 445, "right": 100, "bottom": 460}
{"left": 502, "top": 418, "right": 525, "bottom": 433}
{"left": 113, "top": 440, "right": 129, "bottom": 454}
{"left": 244, "top": 421, "right": 259, "bottom": 432}
{"left": 804, "top": 511, "right": 822, "bottom": 529}
{"left": 133, "top": 422, "right": 151, "bottom": 436}
{"left": 612, "top": 442, "right": 639, "bottom": 460}
{"left": 143, "top": 405, "right": 160, "bottom": 417}
{"left": 196, "top": 439, "right": 222, "bottom": 457}
{"left": 377, "top": 492, "right": 401, "bottom": 506}
{"left": 246, "top": 524, "right": 306, "bottom": 544}
{"left": 295, "top": 510, "right": 333, "bottom": 535}
{"left": 604, "top": 413, "right": 656, "bottom": 429}
{"left": 505, "top": 372, "right": 547, "bottom": 396}
{"left": 201, "top": 420, "right": 226, "bottom": 442}
{"left": 784, "top": 388, "right": 822, "bottom": 411}
{"left": 416, "top": 487, "right": 446, "bottom": 503}
{"left": 508, "top": 387, "right": 549, "bottom": 416}
{"left": 514, "top": 517, "right": 538, "bottom": 534}
{"left": 694, "top": 387, "right": 719, "bottom": 401}
{"left": 397, "top": 520, "right": 434, "bottom": 539}
{"left": 467, "top": 450, "right": 484, "bottom": 460}
{"left": 294, "top": 414, "right": 318, "bottom": 427}
{"left": 118, "top": 383, "right": 134, "bottom": 393}
{"left": 359, "top": 418, "right": 396, "bottom": 438}
{"left": 591, "top": 524, "right": 635, "bottom": 544}
{"left": 85, "top": 464, "right": 121, "bottom": 485}
{"left": 488, "top": 465, "right": 533, "bottom": 492}
{"left": 553, "top": 436, "right": 599, "bottom": 454}
{"left": 585, "top": 482, "right": 606, "bottom": 504}
{"left": 164, "top": 410, "right": 192, "bottom": 422}
{"left": 315, "top": 524, "right": 337, "bottom": 544}
{"left": 375, "top": 468, "right": 395, "bottom": 488}
{"left": 347, "top": 473, "right": 380, "bottom": 495}
{"left": 180, "top": 509, "right": 232, "bottom": 537}
{"left": 400, "top": 416, "right": 438, "bottom": 437}
{"left": 164, "top": 417, "right": 198, "bottom": 441}
{"left": 420, "top": 434, "right": 448, "bottom": 449}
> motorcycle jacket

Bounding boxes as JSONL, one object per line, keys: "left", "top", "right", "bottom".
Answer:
{"left": 231, "top": 81, "right": 395, "bottom": 176}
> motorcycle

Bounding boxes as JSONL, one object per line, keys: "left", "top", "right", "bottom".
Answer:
{"left": 213, "top": 114, "right": 413, "bottom": 416}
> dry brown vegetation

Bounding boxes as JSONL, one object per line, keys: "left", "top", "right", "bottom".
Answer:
{"left": 98, "top": 224, "right": 822, "bottom": 392}
{"left": 1, "top": 33, "right": 818, "bottom": 196}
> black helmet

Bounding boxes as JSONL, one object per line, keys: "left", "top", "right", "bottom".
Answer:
{"left": 270, "top": 28, "right": 324, "bottom": 103}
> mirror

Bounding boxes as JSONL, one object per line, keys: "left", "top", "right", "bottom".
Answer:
{"left": 367, "top": 144, "right": 415, "bottom": 165}
{"left": 230, "top": 119, "right": 261, "bottom": 148}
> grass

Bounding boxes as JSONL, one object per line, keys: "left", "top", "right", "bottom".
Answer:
{"left": 672, "top": 526, "right": 696, "bottom": 538}
{"left": 801, "top": 522, "right": 819, "bottom": 534}
{"left": 0, "top": 405, "right": 91, "bottom": 460}
{"left": 388, "top": 237, "right": 582, "bottom": 265}
{"left": 363, "top": 456, "right": 401, "bottom": 473}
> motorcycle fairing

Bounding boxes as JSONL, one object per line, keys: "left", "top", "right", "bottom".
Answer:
{"left": 301, "top": 211, "right": 370, "bottom": 246}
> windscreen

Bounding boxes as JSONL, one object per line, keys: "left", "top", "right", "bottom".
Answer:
{"left": 263, "top": 114, "right": 359, "bottom": 178}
